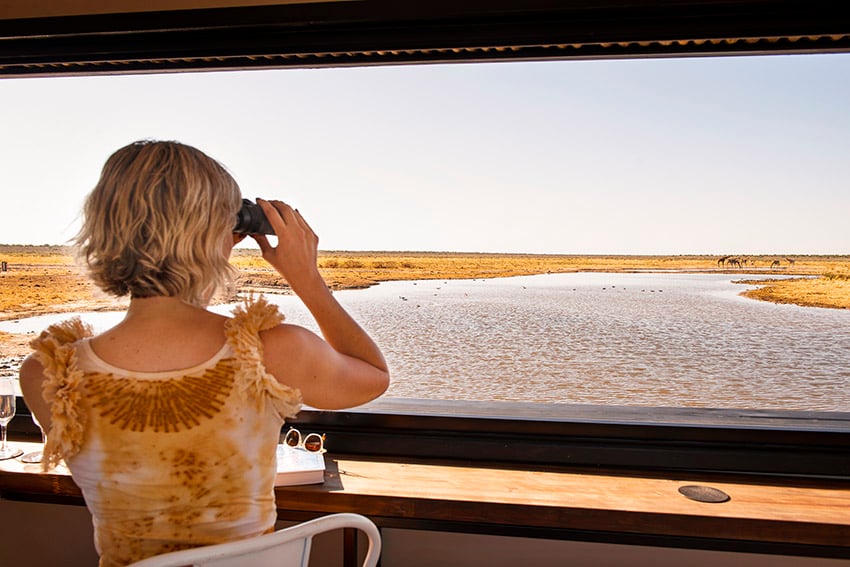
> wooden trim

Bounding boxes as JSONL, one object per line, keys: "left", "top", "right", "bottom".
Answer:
{"left": 274, "top": 455, "right": 850, "bottom": 557}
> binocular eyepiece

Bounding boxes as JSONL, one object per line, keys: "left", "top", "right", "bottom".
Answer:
{"left": 234, "top": 199, "right": 274, "bottom": 235}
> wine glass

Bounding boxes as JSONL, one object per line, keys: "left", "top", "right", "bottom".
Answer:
{"left": 21, "top": 411, "right": 45, "bottom": 464}
{"left": 0, "top": 378, "right": 23, "bottom": 460}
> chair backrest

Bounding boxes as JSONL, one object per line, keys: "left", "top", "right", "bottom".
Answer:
{"left": 128, "top": 513, "right": 381, "bottom": 567}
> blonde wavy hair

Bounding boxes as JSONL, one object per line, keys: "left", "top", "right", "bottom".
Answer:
{"left": 74, "top": 140, "right": 241, "bottom": 306}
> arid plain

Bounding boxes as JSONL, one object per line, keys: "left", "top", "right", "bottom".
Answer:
{"left": 1, "top": 245, "right": 848, "bottom": 362}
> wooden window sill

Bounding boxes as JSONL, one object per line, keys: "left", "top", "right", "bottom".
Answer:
{"left": 2, "top": 442, "right": 849, "bottom": 558}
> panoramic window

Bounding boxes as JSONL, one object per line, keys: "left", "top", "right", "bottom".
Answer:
{"left": 1, "top": 55, "right": 848, "bottom": 412}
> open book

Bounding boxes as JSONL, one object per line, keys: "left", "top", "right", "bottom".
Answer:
{"left": 275, "top": 444, "right": 326, "bottom": 486}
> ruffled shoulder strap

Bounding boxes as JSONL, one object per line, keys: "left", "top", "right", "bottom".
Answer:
{"left": 225, "top": 295, "right": 302, "bottom": 420}
{"left": 29, "top": 318, "right": 93, "bottom": 471}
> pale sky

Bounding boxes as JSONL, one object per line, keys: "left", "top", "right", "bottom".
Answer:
{"left": 2, "top": 53, "right": 849, "bottom": 254}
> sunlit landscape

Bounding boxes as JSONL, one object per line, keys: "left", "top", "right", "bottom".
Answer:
{"left": 2, "top": 244, "right": 848, "bottom": 362}
{"left": 2, "top": 54, "right": 849, "bottom": 411}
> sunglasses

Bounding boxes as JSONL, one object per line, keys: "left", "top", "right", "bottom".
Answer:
{"left": 283, "top": 428, "right": 326, "bottom": 453}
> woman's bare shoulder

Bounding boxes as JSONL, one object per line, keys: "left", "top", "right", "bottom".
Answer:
{"left": 259, "top": 322, "right": 317, "bottom": 349}
{"left": 259, "top": 323, "right": 329, "bottom": 373}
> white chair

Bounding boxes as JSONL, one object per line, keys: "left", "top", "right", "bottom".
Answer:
{"left": 128, "top": 513, "right": 381, "bottom": 567}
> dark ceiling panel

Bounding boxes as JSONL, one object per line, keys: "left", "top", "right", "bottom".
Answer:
{"left": 1, "top": 0, "right": 849, "bottom": 76}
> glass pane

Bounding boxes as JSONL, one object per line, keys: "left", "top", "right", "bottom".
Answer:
{"left": 2, "top": 55, "right": 848, "bottom": 411}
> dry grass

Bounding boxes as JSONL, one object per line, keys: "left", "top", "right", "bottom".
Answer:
{"left": 0, "top": 264, "right": 127, "bottom": 321}
{"left": 740, "top": 273, "right": 850, "bottom": 310}
{"left": 234, "top": 250, "right": 642, "bottom": 291}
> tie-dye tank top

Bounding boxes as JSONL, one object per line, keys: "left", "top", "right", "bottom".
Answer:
{"left": 30, "top": 297, "right": 302, "bottom": 567}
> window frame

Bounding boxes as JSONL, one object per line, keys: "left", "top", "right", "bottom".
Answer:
{"left": 4, "top": 0, "right": 850, "bottom": 481}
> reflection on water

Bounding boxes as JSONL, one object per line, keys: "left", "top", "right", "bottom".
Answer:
{"left": 3, "top": 273, "right": 849, "bottom": 411}
{"left": 330, "top": 273, "right": 850, "bottom": 411}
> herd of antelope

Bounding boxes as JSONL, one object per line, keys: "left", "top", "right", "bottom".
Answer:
{"left": 716, "top": 256, "right": 795, "bottom": 270}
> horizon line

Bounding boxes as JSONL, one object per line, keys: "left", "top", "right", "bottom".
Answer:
{"left": 1, "top": 244, "right": 848, "bottom": 258}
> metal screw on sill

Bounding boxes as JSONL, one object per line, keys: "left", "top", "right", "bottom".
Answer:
{"left": 678, "top": 485, "right": 731, "bottom": 503}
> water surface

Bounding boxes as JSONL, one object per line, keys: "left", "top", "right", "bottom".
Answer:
{"left": 325, "top": 273, "right": 850, "bottom": 411}
{"left": 3, "top": 273, "right": 848, "bottom": 411}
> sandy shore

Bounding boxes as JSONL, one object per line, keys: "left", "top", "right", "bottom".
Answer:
{"left": 2, "top": 246, "right": 848, "bottom": 364}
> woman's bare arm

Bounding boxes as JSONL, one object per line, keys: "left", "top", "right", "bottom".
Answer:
{"left": 252, "top": 199, "right": 389, "bottom": 409}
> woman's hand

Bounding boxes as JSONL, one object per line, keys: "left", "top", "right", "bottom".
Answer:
{"left": 251, "top": 199, "right": 325, "bottom": 295}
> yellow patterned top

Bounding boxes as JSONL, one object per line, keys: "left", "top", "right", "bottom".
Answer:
{"left": 30, "top": 297, "right": 302, "bottom": 567}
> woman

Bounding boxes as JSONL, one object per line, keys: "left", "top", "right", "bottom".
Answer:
{"left": 19, "top": 140, "right": 389, "bottom": 567}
